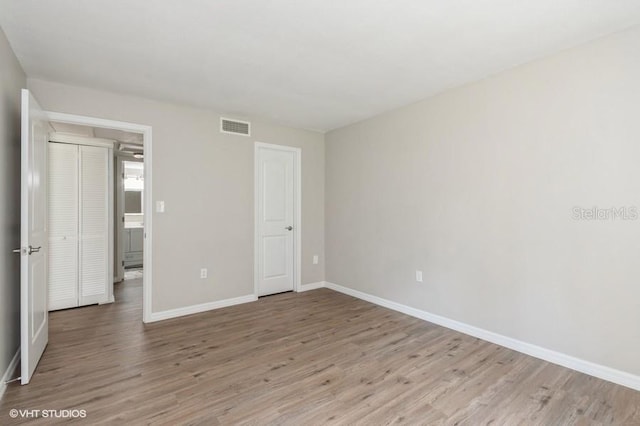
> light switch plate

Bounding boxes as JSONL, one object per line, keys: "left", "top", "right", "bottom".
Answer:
{"left": 156, "top": 201, "right": 165, "bottom": 213}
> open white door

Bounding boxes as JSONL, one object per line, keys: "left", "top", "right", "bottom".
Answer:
{"left": 20, "top": 89, "right": 49, "bottom": 385}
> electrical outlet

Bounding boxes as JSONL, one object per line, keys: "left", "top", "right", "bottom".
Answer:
{"left": 200, "top": 268, "right": 208, "bottom": 279}
{"left": 313, "top": 255, "right": 319, "bottom": 265}
{"left": 416, "top": 270, "right": 423, "bottom": 283}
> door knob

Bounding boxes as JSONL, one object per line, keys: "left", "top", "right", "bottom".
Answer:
{"left": 28, "top": 246, "right": 42, "bottom": 255}
{"left": 285, "top": 226, "right": 293, "bottom": 231}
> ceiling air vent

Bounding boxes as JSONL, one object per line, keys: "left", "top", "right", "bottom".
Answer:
{"left": 220, "top": 117, "right": 251, "bottom": 136}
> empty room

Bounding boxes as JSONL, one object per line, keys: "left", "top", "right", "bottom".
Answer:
{"left": 1, "top": 1, "right": 640, "bottom": 424}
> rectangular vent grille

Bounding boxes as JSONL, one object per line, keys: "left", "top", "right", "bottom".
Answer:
{"left": 221, "top": 118, "right": 250, "bottom": 136}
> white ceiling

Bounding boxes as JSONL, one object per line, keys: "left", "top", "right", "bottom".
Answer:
{"left": 2, "top": 1, "right": 640, "bottom": 132}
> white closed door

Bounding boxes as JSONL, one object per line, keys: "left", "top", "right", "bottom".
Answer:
{"left": 48, "top": 143, "right": 79, "bottom": 310}
{"left": 20, "top": 89, "right": 49, "bottom": 385}
{"left": 48, "top": 144, "right": 110, "bottom": 309}
{"left": 79, "top": 145, "right": 110, "bottom": 306}
{"left": 256, "top": 146, "right": 296, "bottom": 296}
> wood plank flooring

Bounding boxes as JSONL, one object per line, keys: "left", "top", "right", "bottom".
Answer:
{"left": 2, "top": 278, "right": 639, "bottom": 425}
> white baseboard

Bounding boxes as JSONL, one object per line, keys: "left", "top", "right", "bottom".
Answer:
{"left": 1, "top": 349, "right": 20, "bottom": 400}
{"left": 298, "top": 281, "right": 326, "bottom": 292}
{"left": 324, "top": 281, "right": 640, "bottom": 392}
{"left": 149, "top": 294, "right": 257, "bottom": 322}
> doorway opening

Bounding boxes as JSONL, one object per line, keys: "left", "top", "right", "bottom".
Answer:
{"left": 46, "top": 122, "right": 148, "bottom": 314}
{"left": 45, "top": 112, "right": 153, "bottom": 323}
{"left": 117, "top": 156, "right": 145, "bottom": 284}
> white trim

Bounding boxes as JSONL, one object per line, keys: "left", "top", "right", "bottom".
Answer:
{"left": 48, "top": 132, "right": 115, "bottom": 148}
{"left": 324, "top": 281, "right": 640, "bottom": 392}
{"left": 45, "top": 111, "right": 153, "bottom": 323}
{"left": 107, "top": 146, "right": 114, "bottom": 303}
{"left": 142, "top": 128, "right": 152, "bottom": 323}
{"left": 298, "top": 281, "right": 326, "bottom": 292}
{"left": 118, "top": 143, "right": 143, "bottom": 151}
{"left": 220, "top": 117, "right": 251, "bottom": 137}
{"left": 114, "top": 158, "right": 124, "bottom": 283}
{"left": 294, "top": 147, "right": 302, "bottom": 294}
{"left": 115, "top": 151, "right": 140, "bottom": 159}
{"left": 1, "top": 349, "right": 20, "bottom": 400}
{"left": 149, "top": 294, "right": 257, "bottom": 322}
{"left": 254, "top": 142, "right": 302, "bottom": 296}
{"left": 253, "top": 145, "right": 259, "bottom": 297}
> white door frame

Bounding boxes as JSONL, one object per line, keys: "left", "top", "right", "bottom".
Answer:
{"left": 44, "top": 111, "right": 153, "bottom": 323}
{"left": 114, "top": 156, "right": 125, "bottom": 283}
{"left": 254, "top": 142, "right": 301, "bottom": 296}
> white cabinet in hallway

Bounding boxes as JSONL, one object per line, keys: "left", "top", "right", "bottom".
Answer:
{"left": 123, "top": 227, "right": 144, "bottom": 268}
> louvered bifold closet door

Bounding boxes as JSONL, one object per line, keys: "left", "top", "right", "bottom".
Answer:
{"left": 79, "top": 145, "right": 109, "bottom": 305}
{"left": 48, "top": 143, "right": 79, "bottom": 311}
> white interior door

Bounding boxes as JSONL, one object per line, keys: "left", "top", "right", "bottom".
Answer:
{"left": 256, "top": 145, "right": 296, "bottom": 296}
{"left": 79, "top": 145, "right": 110, "bottom": 306}
{"left": 48, "top": 143, "right": 79, "bottom": 310}
{"left": 20, "top": 89, "right": 49, "bottom": 385}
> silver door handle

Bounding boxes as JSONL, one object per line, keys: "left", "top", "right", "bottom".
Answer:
{"left": 28, "top": 246, "right": 42, "bottom": 255}
{"left": 12, "top": 248, "right": 22, "bottom": 254}
{"left": 285, "top": 226, "right": 293, "bottom": 231}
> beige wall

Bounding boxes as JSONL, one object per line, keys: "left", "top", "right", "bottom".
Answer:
{"left": 326, "top": 27, "right": 640, "bottom": 376}
{"left": 28, "top": 79, "right": 325, "bottom": 313}
{"left": 0, "top": 27, "right": 25, "bottom": 380}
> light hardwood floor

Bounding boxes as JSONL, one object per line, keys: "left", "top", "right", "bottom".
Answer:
{"left": 2, "top": 278, "right": 640, "bottom": 425}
